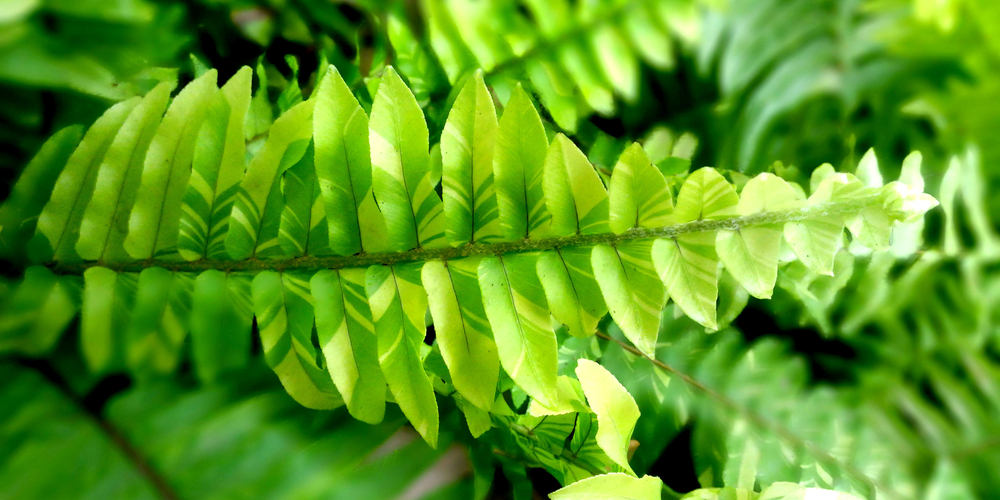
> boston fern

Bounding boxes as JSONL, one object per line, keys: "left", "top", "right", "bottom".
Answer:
{"left": 0, "top": 63, "right": 935, "bottom": 498}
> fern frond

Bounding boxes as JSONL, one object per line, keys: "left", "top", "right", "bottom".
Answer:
{"left": 0, "top": 64, "right": 935, "bottom": 452}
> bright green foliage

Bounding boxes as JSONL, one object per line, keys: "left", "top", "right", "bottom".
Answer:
{"left": 549, "top": 473, "right": 663, "bottom": 499}
{"left": 366, "top": 263, "right": 439, "bottom": 447}
{"left": 576, "top": 359, "right": 640, "bottom": 476}
{"left": 252, "top": 271, "right": 343, "bottom": 410}
{"left": 441, "top": 70, "right": 502, "bottom": 245}
{"left": 369, "top": 67, "right": 446, "bottom": 251}
{"left": 494, "top": 84, "right": 551, "bottom": 240}
{"left": 0, "top": 70, "right": 937, "bottom": 468}
{"left": 423, "top": 259, "right": 500, "bottom": 411}
{"left": 312, "top": 268, "right": 386, "bottom": 424}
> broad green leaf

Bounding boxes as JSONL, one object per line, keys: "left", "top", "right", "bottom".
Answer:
{"left": 176, "top": 67, "right": 252, "bottom": 261}
{"left": 369, "top": 66, "right": 446, "bottom": 251}
{"left": 549, "top": 473, "right": 663, "bottom": 500}
{"left": 366, "top": 263, "right": 439, "bottom": 447}
{"left": 313, "top": 65, "right": 387, "bottom": 256}
{"left": 279, "top": 142, "right": 333, "bottom": 256}
{"left": 423, "top": 258, "right": 500, "bottom": 411}
{"left": 76, "top": 82, "right": 173, "bottom": 263}
{"left": 494, "top": 84, "right": 551, "bottom": 241}
{"left": 441, "top": 70, "right": 502, "bottom": 245}
{"left": 544, "top": 133, "right": 610, "bottom": 236}
{"left": 311, "top": 268, "right": 386, "bottom": 424}
{"left": 226, "top": 100, "right": 315, "bottom": 260}
{"left": 81, "top": 267, "right": 136, "bottom": 373}
{"left": 592, "top": 241, "right": 665, "bottom": 356}
{"left": 0, "top": 126, "right": 82, "bottom": 259}
{"left": 126, "top": 70, "right": 219, "bottom": 260}
{"left": 608, "top": 143, "right": 672, "bottom": 234}
{"left": 576, "top": 359, "right": 640, "bottom": 476}
{"left": 654, "top": 233, "right": 719, "bottom": 330}
{"left": 125, "top": 267, "right": 192, "bottom": 375}
{"left": 190, "top": 270, "right": 253, "bottom": 384}
{"left": 251, "top": 270, "right": 343, "bottom": 410}
{"left": 478, "top": 254, "right": 559, "bottom": 407}
{"left": 31, "top": 97, "right": 141, "bottom": 262}
{"left": 716, "top": 174, "right": 801, "bottom": 299}
{"left": 538, "top": 246, "right": 608, "bottom": 339}
{"left": 0, "top": 266, "right": 79, "bottom": 356}
{"left": 527, "top": 375, "right": 589, "bottom": 416}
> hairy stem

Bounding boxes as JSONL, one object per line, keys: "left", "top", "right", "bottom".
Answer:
{"left": 595, "top": 332, "right": 903, "bottom": 500}
{"left": 50, "top": 194, "right": 884, "bottom": 275}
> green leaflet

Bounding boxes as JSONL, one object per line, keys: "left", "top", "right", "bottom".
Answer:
{"left": 126, "top": 70, "right": 219, "bottom": 260}
{"left": 656, "top": 168, "right": 740, "bottom": 330}
{"left": 716, "top": 174, "right": 801, "bottom": 299}
{"left": 251, "top": 270, "right": 344, "bottom": 410}
{"left": 538, "top": 247, "right": 608, "bottom": 339}
{"left": 279, "top": 142, "right": 333, "bottom": 256}
{"left": 226, "top": 100, "right": 315, "bottom": 260}
{"left": 549, "top": 473, "right": 663, "bottom": 500}
{"left": 76, "top": 82, "right": 173, "bottom": 263}
{"left": 784, "top": 172, "right": 864, "bottom": 275}
{"left": 423, "top": 258, "right": 500, "bottom": 411}
{"left": 441, "top": 70, "right": 502, "bottom": 245}
{"left": 544, "top": 134, "right": 610, "bottom": 236}
{"left": 31, "top": 97, "right": 142, "bottom": 263}
{"left": 420, "top": 0, "right": 477, "bottom": 84}
{"left": 311, "top": 268, "right": 386, "bottom": 425}
{"left": 494, "top": 84, "right": 551, "bottom": 241}
{"left": 0, "top": 126, "right": 82, "bottom": 260}
{"left": 576, "top": 359, "right": 640, "bottom": 476}
{"left": 366, "top": 263, "right": 439, "bottom": 447}
{"left": 369, "top": 66, "right": 446, "bottom": 251}
{"left": 593, "top": 241, "right": 665, "bottom": 357}
{"left": 125, "top": 267, "right": 193, "bottom": 375}
{"left": 527, "top": 375, "right": 589, "bottom": 416}
{"left": 608, "top": 143, "right": 673, "bottom": 234}
{"left": 0, "top": 266, "right": 80, "bottom": 356}
{"left": 591, "top": 23, "right": 639, "bottom": 102}
{"left": 177, "top": 67, "right": 252, "bottom": 261}
{"left": 478, "top": 254, "right": 559, "bottom": 407}
{"left": 81, "top": 267, "right": 136, "bottom": 373}
{"left": 313, "top": 65, "right": 387, "bottom": 256}
{"left": 190, "top": 270, "right": 253, "bottom": 384}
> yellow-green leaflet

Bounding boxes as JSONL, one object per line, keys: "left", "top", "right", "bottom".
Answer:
{"left": 592, "top": 241, "right": 665, "bottom": 356}
{"left": 369, "top": 66, "right": 446, "bottom": 251}
{"left": 125, "top": 267, "right": 193, "bottom": 375}
{"left": 544, "top": 134, "right": 610, "bottom": 236}
{"left": 0, "top": 266, "right": 80, "bottom": 356}
{"left": 441, "top": 70, "right": 502, "bottom": 245}
{"left": 190, "top": 270, "right": 253, "bottom": 384}
{"left": 423, "top": 258, "right": 500, "bottom": 411}
{"left": 313, "top": 65, "right": 386, "bottom": 256}
{"left": 126, "top": 70, "right": 219, "bottom": 260}
{"left": 494, "top": 84, "right": 551, "bottom": 241}
{"left": 81, "top": 267, "right": 136, "bottom": 374}
{"left": 592, "top": 23, "right": 639, "bottom": 102}
{"left": 538, "top": 246, "right": 608, "bottom": 339}
{"left": 420, "top": 0, "right": 477, "bottom": 84}
{"left": 784, "top": 172, "right": 864, "bottom": 275}
{"left": 576, "top": 359, "right": 640, "bottom": 476}
{"left": 655, "top": 168, "right": 739, "bottom": 330}
{"left": 716, "top": 174, "right": 801, "bottom": 299}
{"left": 76, "top": 82, "right": 173, "bottom": 263}
{"left": 478, "top": 254, "right": 559, "bottom": 407}
{"left": 0, "top": 126, "right": 82, "bottom": 259}
{"left": 608, "top": 143, "right": 673, "bottom": 234}
{"left": 527, "top": 375, "right": 589, "bottom": 416}
{"left": 279, "top": 141, "right": 334, "bottom": 257}
{"left": 226, "top": 100, "right": 315, "bottom": 260}
{"left": 311, "top": 268, "right": 386, "bottom": 425}
{"left": 549, "top": 473, "right": 663, "bottom": 500}
{"left": 366, "top": 263, "right": 439, "bottom": 447}
{"left": 252, "top": 270, "right": 344, "bottom": 410}
{"left": 177, "top": 67, "right": 252, "bottom": 261}
{"left": 31, "top": 97, "right": 141, "bottom": 263}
